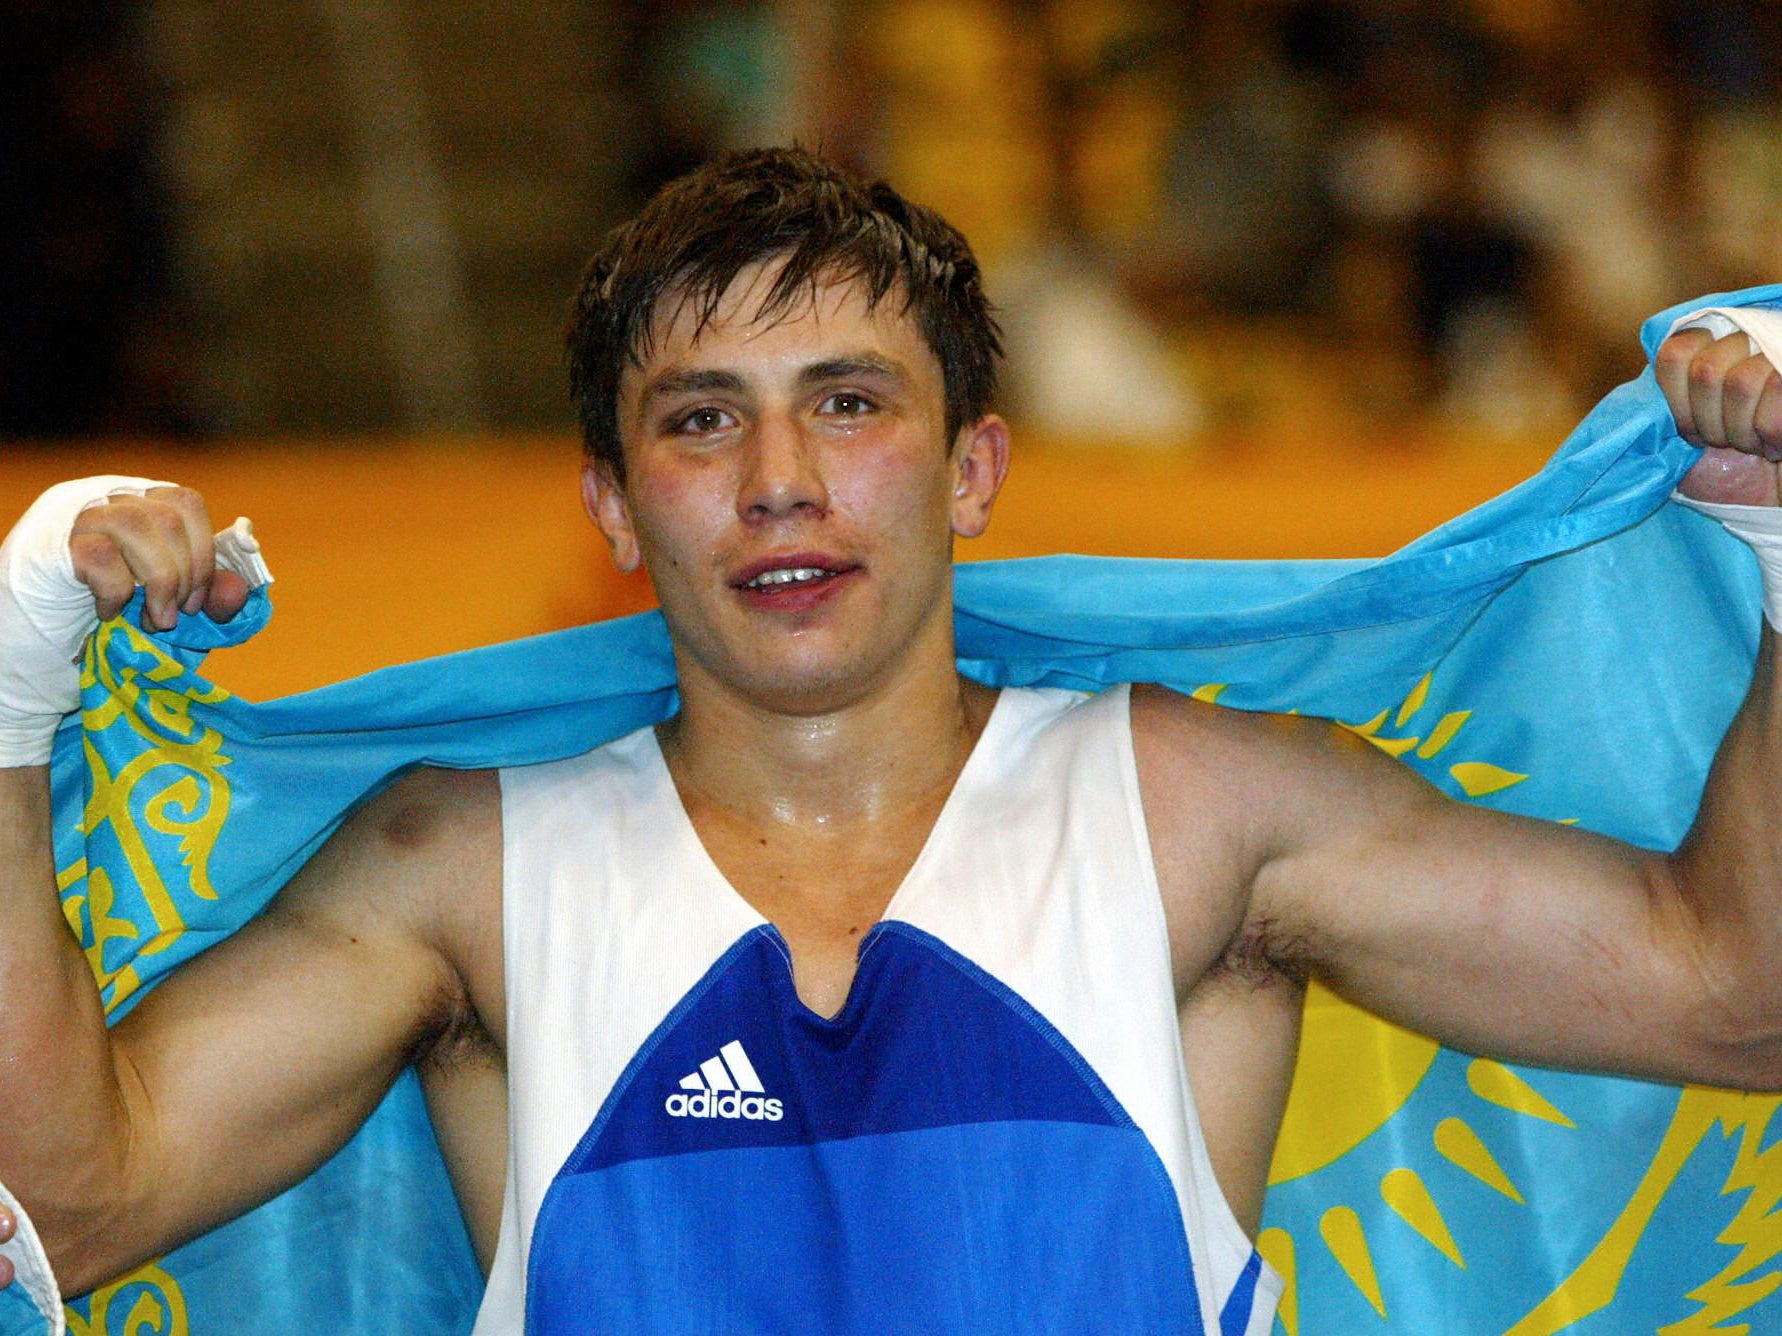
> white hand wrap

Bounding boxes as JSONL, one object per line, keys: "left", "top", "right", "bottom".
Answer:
{"left": 0, "top": 477, "right": 175, "bottom": 768}
{"left": 1667, "top": 306, "right": 1782, "bottom": 633}
{"left": 1667, "top": 305, "right": 1782, "bottom": 367}
{"left": 1674, "top": 495, "right": 1782, "bottom": 632}
{"left": 0, "top": 1180, "right": 64, "bottom": 1334}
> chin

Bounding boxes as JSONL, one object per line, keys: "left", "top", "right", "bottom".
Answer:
{"left": 677, "top": 597, "right": 951, "bottom": 716}
{"left": 700, "top": 635, "right": 905, "bottom": 715}
{"left": 740, "top": 662, "right": 873, "bottom": 716}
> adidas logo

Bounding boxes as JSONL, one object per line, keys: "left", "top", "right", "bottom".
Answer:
{"left": 664, "top": 1039, "right": 785, "bottom": 1122}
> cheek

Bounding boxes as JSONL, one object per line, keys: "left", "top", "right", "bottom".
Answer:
{"left": 830, "top": 449, "right": 952, "bottom": 529}
{"left": 628, "top": 473, "right": 719, "bottom": 569}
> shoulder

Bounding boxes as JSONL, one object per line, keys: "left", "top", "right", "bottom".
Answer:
{"left": 278, "top": 766, "right": 503, "bottom": 944}
{"left": 288, "top": 767, "right": 508, "bottom": 1046}
{"left": 1129, "top": 682, "right": 1428, "bottom": 829}
{"left": 1129, "top": 682, "right": 1339, "bottom": 819}
{"left": 1126, "top": 685, "right": 1291, "bottom": 986}
{"left": 355, "top": 765, "right": 502, "bottom": 857}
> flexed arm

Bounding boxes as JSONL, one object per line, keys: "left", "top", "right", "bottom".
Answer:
{"left": 0, "top": 477, "right": 247, "bottom": 1301}
{"left": 1332, "top": 324, "right": 1782, "bottom": 1083}
{"left": 1645, "top": 319, "right": 1782, "bottom": 1062}
{"left": 0, "top": 481, "right": 498, "bottom": 1298}
{"left": 1147, "top": 323, "right": 1782, "bottom": 1100}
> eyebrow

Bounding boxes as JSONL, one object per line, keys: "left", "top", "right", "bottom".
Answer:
{"left": 797, "top": 355, "right": 911, "bottom": 388}
{"left": 639, "top": 368, "right": 747, "bottom": 408}
{"left": 639, "top": 355, "right": 912, "bottom": 411}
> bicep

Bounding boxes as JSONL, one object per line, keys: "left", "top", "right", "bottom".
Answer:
{"left": 94, "top": 769, "right": 497, "bottom": 1284}
{"left": 1253, "top": 729, "right": 1721, "bottom": 1085}
{"left": 111, "top": 897, "right": 448, "bottom": 1247}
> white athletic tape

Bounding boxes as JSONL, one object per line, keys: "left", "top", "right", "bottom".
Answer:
{"left": 215, "top": 516, "right": 274, "bottom": 589}
{"left": 1675, "top": 494, "right": 1782, "bottom": 632}
{"left": 1668, "top": 306, "right": 1782, "bottom": 369}
{"left": 0, "top": 1180, "right": 64, "bottom": 1335}
{"left": 0, "top": 478, "right": 177, "bottom": 768}
{"left": 0, "top": 479, "right": 273, "bottom": 770}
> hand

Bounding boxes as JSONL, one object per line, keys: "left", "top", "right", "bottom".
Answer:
{"left": 1657, "top": 328, "right": 1782, "bottom": 505}
{"left": 68, "top": 487, "right": 249, "bottom": 631}
{"left": 0, "top": 1201, "right": 15, "bottom": 1288}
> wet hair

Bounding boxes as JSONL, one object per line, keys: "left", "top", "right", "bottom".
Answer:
{"left": 566, "top": 147, "right": 1002, "bottom": 481}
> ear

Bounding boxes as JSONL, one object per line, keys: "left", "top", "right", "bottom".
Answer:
{"left": 582, "top": 459, "right": 642, "bottom": 573}
{"left": 948, "top": 414, "right": 1010, "bottom": 539}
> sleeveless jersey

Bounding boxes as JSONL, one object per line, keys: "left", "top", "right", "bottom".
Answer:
{"left": 474, "top": 685, "right": 1281, "bottom": 1334}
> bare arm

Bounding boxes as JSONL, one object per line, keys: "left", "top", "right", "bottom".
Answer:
{"left": 1, "top": 760, "right": 500, "bottom": 1295}
{"left": 1163, "top": 692, "right": 1772, "bottom": 1085}
{"left": 1149, "top": 328, "right": 1782, "bottom": 1093}
{"left": 0, "top": 484, "right": 501, "bottom": 1295}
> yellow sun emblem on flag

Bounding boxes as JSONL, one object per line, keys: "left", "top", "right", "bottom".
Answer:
{"left": 1195, "top": 673, "right": 1782, "bottom": 1334}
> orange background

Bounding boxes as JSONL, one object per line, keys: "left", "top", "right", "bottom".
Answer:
{"left": 0, "top": 432, "right": 1554, "bottom": 701}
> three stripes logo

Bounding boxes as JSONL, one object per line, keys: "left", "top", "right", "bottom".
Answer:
{"left": 664, "top": 1039, "right": 785, "bottom": 1122}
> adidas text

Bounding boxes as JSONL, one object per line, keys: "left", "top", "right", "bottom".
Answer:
{"left": 664, "top": 1091, "right": 784, "bottom": 1121}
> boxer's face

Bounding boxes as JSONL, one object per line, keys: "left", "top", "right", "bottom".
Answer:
{"left": 586, "top": 259, "right": 1007, "bottom": 716}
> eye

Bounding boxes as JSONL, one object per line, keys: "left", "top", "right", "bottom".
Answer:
{"left": 819, "top": 391, "right": 875, "bottom": 418}
{"left": 670, "top": 405, "right": 735, "bottom": 435}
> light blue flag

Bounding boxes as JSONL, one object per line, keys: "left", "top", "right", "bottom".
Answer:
{"left": 11, "top": 284, "right": 1782, "bottom": 1335}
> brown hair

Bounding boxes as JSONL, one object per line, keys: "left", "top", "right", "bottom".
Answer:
{"left": 567, "top": 147, "right": 1002, "bottom": 480}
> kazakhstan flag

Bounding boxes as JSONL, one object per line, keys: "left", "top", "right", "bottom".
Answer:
{"left": 12, "top": 286, "right": 1782, "bottom": 1335}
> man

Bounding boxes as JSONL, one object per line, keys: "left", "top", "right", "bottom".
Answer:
{"left": 0, "top": 148, "right": 1780, "bottom": 1333}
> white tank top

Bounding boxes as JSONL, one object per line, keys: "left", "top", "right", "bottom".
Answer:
{"left": 476, "top": 685, "right": 1280, "bottom": 1335}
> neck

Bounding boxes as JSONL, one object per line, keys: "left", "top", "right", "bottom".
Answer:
{"left": 659, "top": 644, "right": 996, "bottom": 834}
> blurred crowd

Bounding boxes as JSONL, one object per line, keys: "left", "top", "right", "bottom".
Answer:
{"left": 3, "top": 0, "right": 1779, "bottom": 442}
{"left": 783, "top": 0, "right": 1782, "bottom": 439}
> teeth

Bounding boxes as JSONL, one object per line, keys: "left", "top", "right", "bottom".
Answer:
{"left": 746, "top": 567, "right": 830, "bottom": 588}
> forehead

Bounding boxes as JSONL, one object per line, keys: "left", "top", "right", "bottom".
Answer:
{"left": 626, "top": 261, "right": 936, "bottom": 391}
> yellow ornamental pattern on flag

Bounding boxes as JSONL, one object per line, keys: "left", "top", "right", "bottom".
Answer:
{"left": 57, "top": 618, "right": 235, "bottom": 1014}
{"left": 51, "top": 621, "right": 216, "bottom": 1331}
{"left": 1213, "top": 673, "right": 1782, "bottom": 1334}
{"left": 65, "top": 1264, "right": 189, "bottom": 1336}
{"left": 58, "top": 864, "right": 147, "bottom": 1014}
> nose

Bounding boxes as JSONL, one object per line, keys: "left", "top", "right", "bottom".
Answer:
{"left": 738, "top": 413, "right": 828, "bottom": 521}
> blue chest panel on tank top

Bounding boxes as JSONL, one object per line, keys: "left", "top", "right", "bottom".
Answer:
{"left": 526, "top": 922, "right": 1207, "bottom": 1334}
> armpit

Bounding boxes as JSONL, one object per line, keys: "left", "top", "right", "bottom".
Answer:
{"left": 1206, "top": 912, "right": 1315, "bottom": 990}
{"left": 410, "top": 984, "right": 503, "bottom": 1076}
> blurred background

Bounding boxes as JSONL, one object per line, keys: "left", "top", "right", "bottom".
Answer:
{"left": 0, "top": 0, "right": 1777, "bottom": 696}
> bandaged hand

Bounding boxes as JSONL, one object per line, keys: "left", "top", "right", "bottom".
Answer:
{"left": 1658, "top": 308, "right": 1782, "bottom": 629}
{"left": 1658, "top": 308, "right": 1782, "bottom": 506}
{"left": 0, "top": 478, "right": 255, "bottom": 769}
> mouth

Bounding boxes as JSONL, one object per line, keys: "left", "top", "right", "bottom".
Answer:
{"left": 741, "top": 566, "right": 838, "bottom": 589}
{"left": 732, "top": 555, "right": 861, "bottom": 609}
